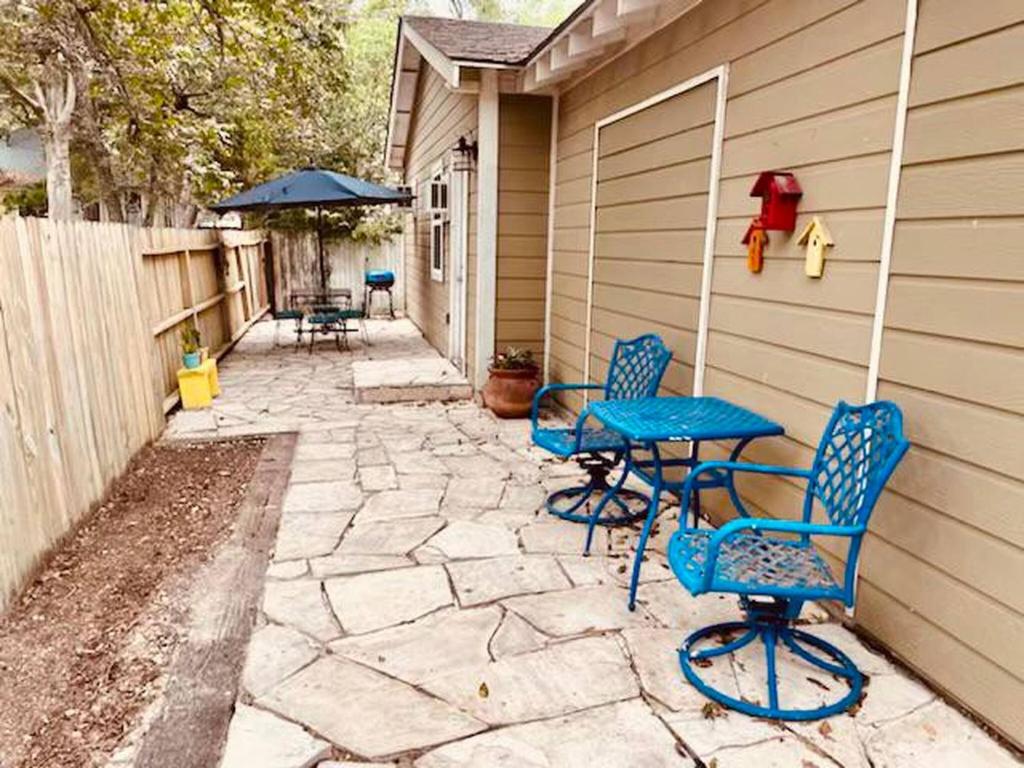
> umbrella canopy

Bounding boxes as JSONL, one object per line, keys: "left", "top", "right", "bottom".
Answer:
{"left": 209, "top": 167, "right": 410, "bottom": 291}
{"left": 209, "top": 167, "right": 409, "bottom": 212}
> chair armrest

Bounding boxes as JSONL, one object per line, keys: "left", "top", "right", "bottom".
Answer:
{"left": 530, "top": 383, "right": 602, "bottom": 428}
{"left": 700, "top": 517, "right": 864, "bottom": 594}
{"left": 681, "top": 461, "right": 813, "bottom": 523}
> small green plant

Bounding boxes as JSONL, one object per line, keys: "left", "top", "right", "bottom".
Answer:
{"left": 180, "top": 325, "right": 201, "bottom": 354}
{"left": 491, "top": 346, "right": 536, "bottom": 371}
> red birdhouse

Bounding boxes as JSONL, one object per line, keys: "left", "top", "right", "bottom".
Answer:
{"left": 750, "top": 171, "right": 802, "bottom": 232}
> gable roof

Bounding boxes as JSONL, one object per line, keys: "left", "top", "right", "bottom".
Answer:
{"left": 386, "top": 3, "right": 705, "bottom": 169}
{"left": 403, "top": 16, "right": 551, "bottom": 66}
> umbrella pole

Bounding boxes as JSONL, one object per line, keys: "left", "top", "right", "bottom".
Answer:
{"left": 316, "top": 206, "right": 327, "bottom": 292}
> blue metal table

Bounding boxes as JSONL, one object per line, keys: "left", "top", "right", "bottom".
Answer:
{"left": 587, "top": 396, "right": 784, "bottom": 609}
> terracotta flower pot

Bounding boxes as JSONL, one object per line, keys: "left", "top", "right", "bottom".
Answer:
{"left": 483, "top": 366, "right": 541, "bottom": 419}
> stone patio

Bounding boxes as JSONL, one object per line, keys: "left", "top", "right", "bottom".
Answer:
{"left": 166, "top": 319, "right": 1019, "bottom": 768}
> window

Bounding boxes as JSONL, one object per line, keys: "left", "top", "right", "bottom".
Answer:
{"left": 429, "top": 166, "right": 449, "bottom": 282}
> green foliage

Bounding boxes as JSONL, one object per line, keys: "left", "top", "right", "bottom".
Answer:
{"left": 180, "top": 324, "right": 201, "bottom": 354}
{"left": 0, "top": 0, "right": 575, "bottom": 225}
{"left": 1, "top": 182, "right": 48, "bottom": 217}
{"left": 492, "top": 346, "right": 537, "bottom": 371}
{"left": 0, "top": 0, "right": 406, "bottom": 224}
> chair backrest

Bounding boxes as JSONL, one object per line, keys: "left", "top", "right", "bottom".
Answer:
{"left": 806, "top": 401, "right": 909, "bottom": 529}
{"left": 603, "top": 334, "right": 672, "bottom": 401}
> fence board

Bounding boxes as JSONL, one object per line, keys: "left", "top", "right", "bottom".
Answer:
{"left": 269, "top": 232, "right": 404, "bottom": 314}
{"left": 0, "top": 217, "right": 268, "bottom": 611}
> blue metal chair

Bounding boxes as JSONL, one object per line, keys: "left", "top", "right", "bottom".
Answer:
{"left": 531, "top": 334, "right": 672, "bottom": 547}
{"left": 667, "top": 400, "right": 909, "bottom": 721}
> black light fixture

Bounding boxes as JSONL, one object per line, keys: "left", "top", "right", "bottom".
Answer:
{"left": 453, "top": 135, "right": 478, "bottom": 171}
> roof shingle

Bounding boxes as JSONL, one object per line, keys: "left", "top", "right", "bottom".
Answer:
{"left": 404, "top": 15, "right": 552, "bottom": 65}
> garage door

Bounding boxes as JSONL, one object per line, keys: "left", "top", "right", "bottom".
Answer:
{"left": 586, "top": 76, "right": 721, "bottom": 396}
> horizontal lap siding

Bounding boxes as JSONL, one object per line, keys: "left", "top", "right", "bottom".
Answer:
{"left": 549, "top": 0, "right": 904, "bottom": 424}
{"left": 547, "top": 0, "right": 1024, "bottom": 744}
{"left": 496, "top": 96, "right": 551, "bottom": 361}
{"left": 868, "top": 3, "right": 1024, "bottom": 747}
{"left": 403, "top": 66, "right": 478, "bottom": 356}
{"left": 589, "top": 82, "right": 716, "bottom": 395}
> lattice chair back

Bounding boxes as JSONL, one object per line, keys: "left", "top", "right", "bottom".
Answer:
{"left": 807, "top": 401, "right": 909, "bottom": 529}
{"left": 603, "top": 334, "right": 672, "bottom": 401}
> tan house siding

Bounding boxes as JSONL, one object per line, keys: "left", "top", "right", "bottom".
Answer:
{"left": 550, "top": 0, "right": 905, "bottom": 418}
{"left": 496, "top": 95, "right": 551, "bottom": 360}
{"left": 403, "top": 65, "right": 478, "bottom": 355}
{"left": 590, "top": 81, "right": 716, "bottom": 396}
{"left": 546, "top": 0, "right": 1024, "bottom": 746}
{"left": 862, "top": 3, "right": 1024, "bottom": 747}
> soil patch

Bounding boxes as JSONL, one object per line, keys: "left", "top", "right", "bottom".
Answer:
{"left": 0, "top": 437, "right": 265, "bottom": 768}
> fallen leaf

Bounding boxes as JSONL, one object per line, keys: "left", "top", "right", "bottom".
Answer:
{"left": 701, "top": 701, "right": 725, "bottom": 720}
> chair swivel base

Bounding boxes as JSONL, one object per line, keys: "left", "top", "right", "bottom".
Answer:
{"left": 679, "top": 619, "right": 863, "bottom": 721}
{"left": 546, "top": 484, "right": 650, "bottom": 525}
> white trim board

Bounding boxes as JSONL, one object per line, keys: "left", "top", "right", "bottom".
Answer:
{"left": 542, "top": 93, "right": 560, "bottom": 383}
{"left": 581, "top": 64, "right": 729, "bottom": 396}
{"left": 866, "top": 0, "right": 918, "bottom": 404}
{"left": 473, "top": 69, "right": 500, "bottom": 388}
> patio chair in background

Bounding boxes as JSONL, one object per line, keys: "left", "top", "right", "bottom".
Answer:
{"left": 530, "top": 334, "right": 672, "bottom": 549}
{"left": 273, "top": 308, "right": 305, "bottom": 347}
{"left": 667, "top": 400, "right": 909, "bottom": 720}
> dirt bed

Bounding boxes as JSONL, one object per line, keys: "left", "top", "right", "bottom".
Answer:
{"left": 0, "top": 438, "right": 265, "bottom": 768}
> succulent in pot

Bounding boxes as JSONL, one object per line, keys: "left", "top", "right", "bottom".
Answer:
{"left": 181, "top": 325, "right": 202, "bottom": 370}
{"left": 483, "top": 347, "right": 541, "bottom": 419}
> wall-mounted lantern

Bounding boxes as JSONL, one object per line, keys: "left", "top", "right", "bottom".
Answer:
{"left": 750, "top": 170, "right": 802, "bottom": 232}
{"left": 452, "top": 135, "right": 478, "bottom": 172}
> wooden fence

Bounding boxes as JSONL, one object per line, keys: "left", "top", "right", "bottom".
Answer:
{"left": 269, "top": 232, "right": 403, "bottom": 314}
{"left": 0, "top": 216, "right": 268, "bottom": 610}
{"left": 141, "top": 229, "right": 269, "bottom": 411}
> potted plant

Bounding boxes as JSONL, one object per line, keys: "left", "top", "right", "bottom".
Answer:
{"left": 482, "top": 346, "right": 541, "bottom": 419}
{"left": 180, "top": 325, "right": 202, "bottom": 369}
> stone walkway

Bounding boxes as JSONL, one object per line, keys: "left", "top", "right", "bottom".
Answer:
{"left": 167, "top": 320, "right": 1018, "bottom": 768}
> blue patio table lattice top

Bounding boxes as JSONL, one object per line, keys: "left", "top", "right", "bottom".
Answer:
{"left": 587, "top": 396, "right": 785, "bottom": 444}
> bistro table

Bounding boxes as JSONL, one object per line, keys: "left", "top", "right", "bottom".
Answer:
{"left": 586, "top": 396, "right": 784, "bottom": 609}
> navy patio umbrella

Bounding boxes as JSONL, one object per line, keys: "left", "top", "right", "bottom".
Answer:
{"left": 210, "top": 167, "right": 411, "bottom": 290}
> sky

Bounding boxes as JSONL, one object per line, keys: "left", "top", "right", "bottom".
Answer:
{"left": 421, "top": 0, "right": 580, "bottom": 26}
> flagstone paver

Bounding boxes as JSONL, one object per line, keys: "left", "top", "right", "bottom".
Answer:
{"left": 241, "top": 623, "right": 319, "bottom": 698}
{"left": 329, "top": 605, "right": 502, "bottom": 682}
{"left": 415, "top": 700, "right": 692, "bottom": 767}
{"left": 307, "top": 552, "right": 411, "bottom": 578}
{"left": 336, "top": 516, "right": 445, "bottom": 556}
{"left": 420, "top": 635, "right": 639, "bottom": 725}
{"left": 445, "top": 554, "right": 571, "bottom": 607}
{"left": 502, "top": 584, "right": 660, "bottom": 636}
{"left": 419, "top": 520, "right": 519, "bottom": 560}
{"left": 488, "top": 610, "right": 548, "bottom": 658}
{"left": 262, "top": 579, "right": 341, "bottom": 643}
{"left": 273, "top": 512, "right": 353, "bottom": 561}
{"left": 283, "top": 480, "right": 363, "bottom": 513}
{"left": 358, "top": 488, "right": 444, "bottom": 522}
{"left": 324, "top": 564, "right": 453, "bottom": 634}
{"left": 259, "top": 657, "right": 487, "bottom": 759}
{"left": 219, "top": 705, "right": 330, "bottom": 768}
{"left": 163, "top": 321, "right": 1018, "bottom": 768}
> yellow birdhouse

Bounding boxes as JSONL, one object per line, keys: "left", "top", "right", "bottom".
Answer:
{"left": 797, "top": 216, "right": 834, "bottom": 278}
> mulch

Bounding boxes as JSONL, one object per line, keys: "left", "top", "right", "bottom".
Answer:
{"left": 0, "top": 437, "right": 265, "bottom": 768}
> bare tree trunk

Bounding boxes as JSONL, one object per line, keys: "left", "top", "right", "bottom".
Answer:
{"left": 35, "top": 71, "right": 77, "bottom": 220}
